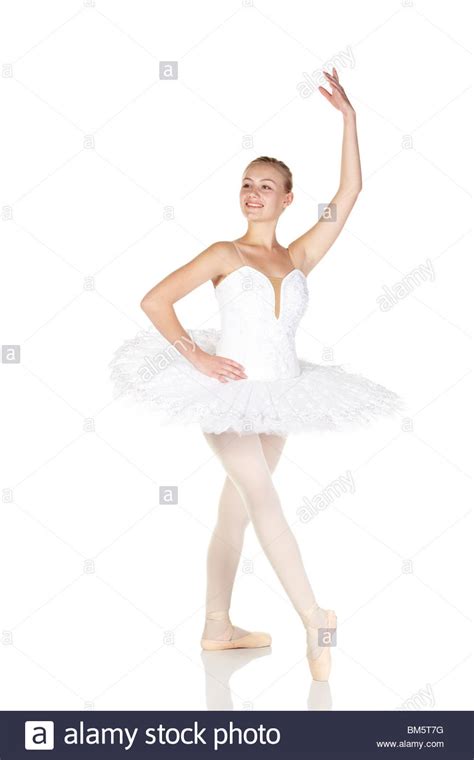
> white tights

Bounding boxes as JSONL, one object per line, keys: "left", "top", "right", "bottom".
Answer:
{"left": 202, "top": 431, "right": 324, "bottom": 642}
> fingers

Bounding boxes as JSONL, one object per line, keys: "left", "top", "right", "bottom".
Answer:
{"left": 326, "top": 72, "right": 347, "bottom": 99}
{"left": 324, "top": 67, "right": 339, "bottom": 82}
{"left": 224, "top": 358, "right": 246, "bottom": 372}
{"left": 323, "top": 71, "right": 343, "bottom": 92}
{"left": 216, "top": 372, "right": 240, "bottom": 383}
{"left": 214, "top": 357, "right": 247, "bottom": 383}
{"left": 223, "top": 358, "right": 247, "bottom": 377}
{"left": 218, "top": 370, "right": 245, "bottom": 382}
{"left": 318, "top": 85, "right": 332, "bottom": 100}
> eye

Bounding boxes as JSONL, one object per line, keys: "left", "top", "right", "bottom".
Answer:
{"left": 242, "top": 182, "right": 273, "bottom": 189}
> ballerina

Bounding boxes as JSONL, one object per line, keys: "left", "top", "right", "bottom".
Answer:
{"left": 109, "top": 68, "right": 403, "bottom": 680}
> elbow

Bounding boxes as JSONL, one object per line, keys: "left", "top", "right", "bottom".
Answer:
{"left": 344, "top": 182, "right": 362, "bottom": 196}
{"left": 337, "top": 183, "right": 362, "bottom": 201}
{"left": 349, "top": 183, "right": 363, "bottom": 200}
{"left": 140, "top": 291, "right": 170, "bottom": 317}
{"left": 140, "top": 294, "right": 155, "bottom": 314}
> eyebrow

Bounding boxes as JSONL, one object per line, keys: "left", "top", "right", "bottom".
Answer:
{"left": 242, "top": 177, "right": 276, "bottom": 183}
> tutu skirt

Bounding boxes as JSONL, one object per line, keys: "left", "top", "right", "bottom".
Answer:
{"left": 108, "top": 326, "right": 404, "bottom": 436}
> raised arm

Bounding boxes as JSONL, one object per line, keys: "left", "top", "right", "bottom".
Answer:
{"left": 290, "top": 69, "right": 362, "bottom": 275}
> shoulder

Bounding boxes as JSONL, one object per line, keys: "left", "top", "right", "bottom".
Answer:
{"left": 208, "top": 240, "right": 234, "bottom": 251}
{"left": 188, "top": 240, "right": 236, "bottom": 268}
{"left": 204, "top": 240, "right": 240, "bottom": 267}
{"left": 200, "top": 241, "right": 241, "bottom": 287}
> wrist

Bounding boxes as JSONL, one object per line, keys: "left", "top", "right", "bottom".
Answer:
{"left": 186, "top": 345, "right": 206, "bottom": 367}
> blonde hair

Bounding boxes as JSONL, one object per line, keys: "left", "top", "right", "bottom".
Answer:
{"left": 244, "top": 156, "right": 293, "bottom": 193}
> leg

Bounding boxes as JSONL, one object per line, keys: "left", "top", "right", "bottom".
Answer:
{"left": 203, "top": 433, "right": 287, "bottom": 641}
{"left": 202, "top": 431, "right": 337, "bottom": 678}
{"left": 203, "top": 431, "right": 317, "bottom": 611}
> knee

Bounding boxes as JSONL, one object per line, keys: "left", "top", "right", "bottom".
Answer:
{"left": 216, "top": 508, "right": 250, "bottom": 534}
{"left": 236, "top": 475, "right": 276, "bottom": 511}
{"left": 233, "top": 515, "right": 251, "bottom": 534}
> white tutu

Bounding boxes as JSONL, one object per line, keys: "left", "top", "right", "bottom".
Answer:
{"left": 108, "top": 325, "right": 404, "bottom": 436}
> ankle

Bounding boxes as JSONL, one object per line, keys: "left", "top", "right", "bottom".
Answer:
{"left": 299, "top": 601, "right": 321, "bottom": 626}
{"left": 299, "top": 602, "right": 335, "bottom": 631}
{"left": 203, "top": 610, "right": 233, "bottom": 641}
{"left": 206, "top": 610, "right": 231, "bottom": 622}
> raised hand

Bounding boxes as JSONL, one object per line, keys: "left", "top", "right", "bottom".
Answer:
{"left": 319, "top": 67, "right": 355, "bottom": 115}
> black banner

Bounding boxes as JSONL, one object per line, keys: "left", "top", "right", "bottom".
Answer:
{"left": 1, "top": 710, "right": 472, "bottom": 758}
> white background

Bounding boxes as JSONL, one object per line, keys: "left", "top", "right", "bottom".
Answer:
{"left": 0, "top": 0, "right": 472, "bottom": 711}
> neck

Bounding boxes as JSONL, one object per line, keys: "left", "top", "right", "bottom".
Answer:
{"left": 240, "top": 220, "right": 279, "bottom": 252}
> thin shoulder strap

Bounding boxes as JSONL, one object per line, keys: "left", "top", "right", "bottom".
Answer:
{"left": 231, "top": 240, "right": 247, "bottom": 265}
{"left": 287, "top": 244, "right": 296, "bottom": 270}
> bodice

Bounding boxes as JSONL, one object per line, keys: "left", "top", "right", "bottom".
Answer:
{"left": 214, "top": 264, "right": 309, "bottom": 380}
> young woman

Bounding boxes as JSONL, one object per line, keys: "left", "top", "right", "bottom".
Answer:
{"left": 109, "top": 69, "right": 403, "bottom": 680}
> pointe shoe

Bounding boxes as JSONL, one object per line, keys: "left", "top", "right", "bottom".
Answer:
{"left": 301, "top": 603, "right": 337, "bottom": 681}
{"left": 200, "top": 610, "right": 272, "bottom": 651}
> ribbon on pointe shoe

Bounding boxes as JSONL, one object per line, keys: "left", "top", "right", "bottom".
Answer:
{"left": 204, "top": 610, "right": 234, "bottom": 641}
{"left": 204, "top": 610, "right": 252, "bottom": 642}
{"left": 299, "top": 602, "right": 337, "bottom": 661}
{"left": 206, "top": 611, "right": 231, "bottom": 621}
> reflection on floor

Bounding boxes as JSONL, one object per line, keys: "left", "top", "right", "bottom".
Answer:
{"left": 200, "top": 648, "right": 332, "bottom": 710}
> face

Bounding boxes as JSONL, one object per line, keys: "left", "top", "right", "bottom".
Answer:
{"left": 240, "top": 164, "right": 293, "bottom": 219}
